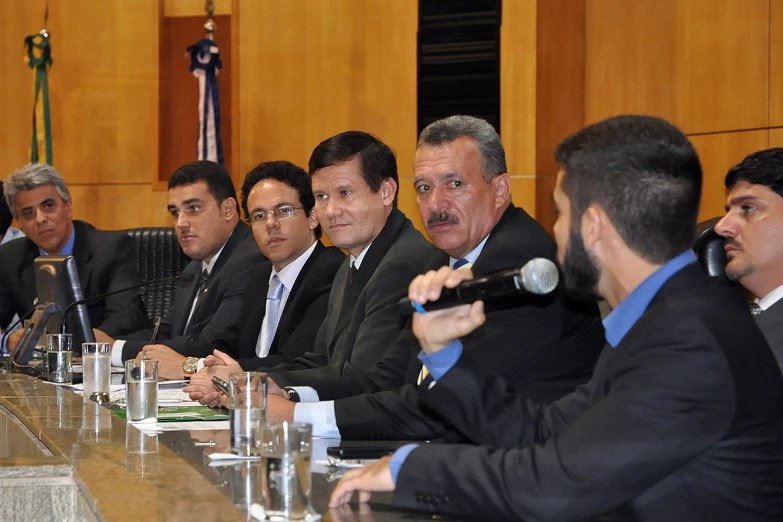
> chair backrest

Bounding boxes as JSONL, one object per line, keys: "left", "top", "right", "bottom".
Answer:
{"left": 124, "top": 227, "right": 191, "bottom": 322}
{"left": 693, "top": 217, "right": 728, "bottom": 278}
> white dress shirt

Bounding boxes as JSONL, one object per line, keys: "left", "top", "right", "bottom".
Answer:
{"left": 756, "top": 283, "right": 783, "bottom": 311}
{"left": 292, "top": 235, "right": 491, "bottom": 438}
{"left": 255, "top": 240, "right": 318, "bottom": 357}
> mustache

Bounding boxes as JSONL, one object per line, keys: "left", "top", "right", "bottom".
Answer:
{"left": 427, "top": 211, "right": 460, "bottom": 228}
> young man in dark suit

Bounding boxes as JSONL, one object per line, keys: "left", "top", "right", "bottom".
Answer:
{"left": 96, "top": 161, "right": 264, "bottom": 378}
{"left": 332, "top": 116, "right": 783, "bottom": 520}
{"left": 0, "top": 163, "right": 150, "bottom": 352}
{"left": 211, "top": 160, "right": 345, "bottom": 369}
{"left": 185, "top": 132, "right": 435, "bottom": 389}
{"left": 715, "top": 148, "right": 783, "bottom": 373}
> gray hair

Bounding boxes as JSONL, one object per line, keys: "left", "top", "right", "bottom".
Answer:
{"left": 417, "top": 115, "right": 507, "bottom": 181}
{"left": 4, "top": 163, "right": 71, "bottom": 220}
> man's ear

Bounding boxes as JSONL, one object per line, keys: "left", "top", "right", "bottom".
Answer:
{"left": 491, "top": 173, "right": 511, "bottom": 208}
{"left": 381, "top": 178, "right": 397, "bottom": 206}
{"left": 308, "top": 209, "right": 319, "bottom": 231}
{"left": 581, "top": 205, "right": 604, "bottom": 252}
{"left": 222, "top": 197, "right": 238, "bottom": 220}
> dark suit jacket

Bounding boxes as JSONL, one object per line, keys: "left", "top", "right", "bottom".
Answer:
{"left": 120, "top": 221, "right": 264, "bottom": 360}
{"left": 755, "top": 298, "right": 783, "bottom": 376}
{"left": 332, "top": 204, "right": 606, "bottom": 440}
{"left": 394, "top": 264, "right": 783, "bottom": 521}
{"left": 0, "top": 220, "right": 151, "bottom": 336}
{"left": 213, "top": 241, "right": 345, "bottom": 369}
{"left": 269, "top": 208, "right": 435, "bottom": 384}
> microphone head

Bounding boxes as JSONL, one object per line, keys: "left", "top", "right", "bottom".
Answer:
{"left": 519, "top": 258, "right": 559, "bottom": 295}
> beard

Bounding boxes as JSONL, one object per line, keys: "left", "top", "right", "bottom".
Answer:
{"left": 562, "top": 227, "right": 602, "bottom": 302}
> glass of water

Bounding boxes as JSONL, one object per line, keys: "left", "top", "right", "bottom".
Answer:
{"left": 82, "top": 342, "right": 111, "bottom": 400}
{"left": 228, "top": 372, "right": 268, "bottom": 456}
{"left": 124, "top": 359, "right": 158, "bottom": 423}
{"left": 261, "top": 422, "right": 312, "bottom": 520}
{"left": 46, "top": 333, "right": 73, "bottom": 384}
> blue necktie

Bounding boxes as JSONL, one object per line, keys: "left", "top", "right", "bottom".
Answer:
{"left": 257, "top": 275, "right": 285, "bottom": 357}
{"left": 453, "top": 258, "right": 469, "bottom": 269}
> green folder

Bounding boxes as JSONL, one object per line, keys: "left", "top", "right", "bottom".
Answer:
{"left": 113, "top": 406, "right": 229, "bottom": 422}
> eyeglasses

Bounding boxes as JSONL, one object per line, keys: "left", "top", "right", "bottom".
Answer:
{"left": 246, "top": 206, "right": 304, "bottom": 225}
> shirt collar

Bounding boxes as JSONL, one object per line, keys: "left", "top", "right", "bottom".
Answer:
{"left": 271, "top": 240, "right": 318, "bottom": 290}
{"left": 201, "top": 236, "right": 229, "bottom": 274}
{"left": 603, "top": 250, "right": 697, "bottom": 348}
{"left": 449, "top": 234, "right": 490, "bottom": 268}
{"left": 349, "top": 241, "right": 373, "bottom": 269}
{"left": 1, "top": 228, "right": 25, "bottom": 246}
{"left": 39, "top": 225, "right": 76, "bottom": 256}
{"left": 756, "top": 283, "right": 783, "bottom": 311}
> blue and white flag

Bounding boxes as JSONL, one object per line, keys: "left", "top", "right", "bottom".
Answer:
{"left": 187, "top": 38, "right": 223, "bottom": 164}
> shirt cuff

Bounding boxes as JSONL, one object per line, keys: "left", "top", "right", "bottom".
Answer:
{"left": 417, "top": 340, "right": 463, "bottom": 381}
{"left": 111, "top": 340, "right": 127, "bottom": 368}
{"left": 289, "top": 386, "right": 320, "bottom": 403}
{"left": 196, "top": 358, "right": 206, "bottom": 373}
{"left": 293, "top": 401, "right": 341, "bottom": 438}
{"left": 389, "top": 444, "right": 419, "bottom": 483}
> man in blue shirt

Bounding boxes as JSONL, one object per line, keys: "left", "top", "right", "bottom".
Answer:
{"left": 0, "top": 163, "right": 150, "bottom": 352}
{"left": 330, "top": 115, "right": 783, "bottom": 520}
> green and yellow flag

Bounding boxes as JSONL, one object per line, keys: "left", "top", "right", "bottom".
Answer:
{"left": 24, "top": 32, "right": 53, "bottom": 165}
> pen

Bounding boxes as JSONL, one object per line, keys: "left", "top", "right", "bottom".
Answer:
{"left": 412, "top": 301, "right": 426, "bottom": 314}
{"left": 212, "top": 376, "right": 230, "bottom": 395}
{"left": 149, "top": 317, "right": 162, "bottom": 344}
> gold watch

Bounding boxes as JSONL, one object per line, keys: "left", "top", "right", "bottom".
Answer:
{"left": 182, "top": 357, "right": 199, "bottom": 376}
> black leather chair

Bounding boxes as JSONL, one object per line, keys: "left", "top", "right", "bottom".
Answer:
{"left": 694, "top": 217, "right": 729, "bottom": 278}
{"left": 124, "top": 227, "right": 191, "bottom": 322}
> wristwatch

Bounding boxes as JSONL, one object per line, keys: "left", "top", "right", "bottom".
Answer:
{"left": 182, "top": 357, "right": 199, "bottom": 377}
{"left": 284, "top": 387, "right": 301, "bottom": 403}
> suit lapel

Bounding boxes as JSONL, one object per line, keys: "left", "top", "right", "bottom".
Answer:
{"left": 71, "top": 221, "right": 94, "bottom": 294}
{"left": 270, "top": 242, "right": 325, "bottom": 352}
{"left": 21, "top": 242, "right": 39, "bottom": 307}
{"left": 240, "top": 266, "right": 272, "bottom": 359}
{"left": 171, "top": 262, "right": 200, "bottom": 336}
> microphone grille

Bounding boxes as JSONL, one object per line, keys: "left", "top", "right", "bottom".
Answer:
{"left": 519, "top": 258, "right": 560, "bottom": 295}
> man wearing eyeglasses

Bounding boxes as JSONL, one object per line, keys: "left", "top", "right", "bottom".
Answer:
{"left": 96, "top": 161, "right": 264, "bottom": 377}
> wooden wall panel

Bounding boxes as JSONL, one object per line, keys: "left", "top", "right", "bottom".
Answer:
{"left": 585, "top": 0, "right": 769, "bottom": 134}
{"left": 68, "top": 184, "right": 173, "bottom": 230}
{"left": 689, "top": 130, "right": 769, "bottom": 222}
{"left": 771, "top": 0, "right": 783, "bottom": 127}
{"left": 770, "top": 128, "right": 783, "bottom": 148}
{"left": 237, "top": 0, "right": 418, "bottom": 182}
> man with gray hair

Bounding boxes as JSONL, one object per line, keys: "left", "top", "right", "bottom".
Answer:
{"left": 187, "top": 115, "right": 605, "bottom": 442}
{"left": 0, "top": 163, "right": 151, "bottom": 352}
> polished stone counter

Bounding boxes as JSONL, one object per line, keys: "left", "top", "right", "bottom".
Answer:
{"left": 0, "top": 371, "right": 454, "bottom": 522}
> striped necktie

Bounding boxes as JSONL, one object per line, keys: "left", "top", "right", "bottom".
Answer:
{"left": 257, "top": 275, "right": 285, "bottom": 357}
{"left": 417, "top": 258, "right": 472, "bottom": 385}
{"left": 749, "top": 301, "right": 763, "bottom": 316}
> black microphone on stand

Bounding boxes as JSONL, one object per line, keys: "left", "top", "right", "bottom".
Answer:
{"left": 59, "top": 274, "right": 189, "bottom": 334}
{"left": 399, "top": 258, "right": 560, "bottom": 313}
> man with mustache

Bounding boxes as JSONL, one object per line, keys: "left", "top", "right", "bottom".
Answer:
{"left": 188, "top": 116, "right": 605, "bottom": 442}
{"left": 0, "top": 163, "right": 150, "bottom": 352}
{"left": 715, "top": 148, "right": 783, "bottom": 373}
{"left": 331, "top": 115, "right": 783, "bottom": 521}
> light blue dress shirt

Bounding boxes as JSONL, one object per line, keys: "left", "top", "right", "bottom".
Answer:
{"left": 38, "top": 226, "right": 76, "bottom": 256}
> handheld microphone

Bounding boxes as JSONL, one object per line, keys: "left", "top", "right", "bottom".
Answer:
{"left": 400, "top": 257, "right": 560, "bottom": 312}
{"left": 59, "top": 275, "right": 184, "bottom": 334}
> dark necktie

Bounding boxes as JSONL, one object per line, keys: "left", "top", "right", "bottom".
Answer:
{"left": 347, "top": 262, "right": 358, "bottom": 286}
{"left": 185, "top": 268, "right": 210, "bottom": 332}
{"left": 749, "top": 301, "right": 763, "bottom": 316}
{"left": 453, "top": 258, "right": 469, "bottom": 269}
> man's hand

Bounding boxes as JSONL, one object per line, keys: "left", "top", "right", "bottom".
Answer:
{"left": 200, "top": 349, "right": 243, "bottom": 381}
{"left": 409, "top": 266, "right": 486, "bottom": 353}
{"left": 329, "top": 456, "right": 395, "bottom": 507}
{"left": 266, "top": 393, "right": 296, "bottom": 423}
{"left": 137, "top": 344, "right": 185, "bottom": 380}
{"left": 6, "top": 329, "right": 25, "bottom": 353}
{"left": 92, "top": 329, "right": 115, "bottom": 344}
